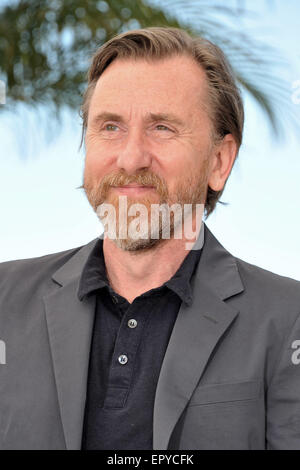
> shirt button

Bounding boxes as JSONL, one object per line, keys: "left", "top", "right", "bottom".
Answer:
{"left": 118, "top": 354, "right": 128, "bottom": 365}
{"left": 128, "top": 319, "right": 138, "bottom": 329}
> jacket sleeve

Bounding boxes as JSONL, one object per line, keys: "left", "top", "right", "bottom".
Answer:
{"left": 266, "top": 311, "right": 300, "bottom": 449}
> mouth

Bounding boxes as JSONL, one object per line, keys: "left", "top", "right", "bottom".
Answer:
{"left": 111, "top": 184, "right": 155, "bottom": 193}
{"left": 115, "top": 185, "right": 154, "bottom": 188}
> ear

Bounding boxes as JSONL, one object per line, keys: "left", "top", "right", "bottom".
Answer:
{"left": 208, "top": 134, "right": 238, "bottom": 192}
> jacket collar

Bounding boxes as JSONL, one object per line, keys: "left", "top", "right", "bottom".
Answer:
{"left": 43, "top": 222, "right": 244, "bottom": 449}
{"left": 153, "top": 223, "right": 244, "bottom": 449}
{"left": 77, "top": 221, "right": 205, "bottom": 306}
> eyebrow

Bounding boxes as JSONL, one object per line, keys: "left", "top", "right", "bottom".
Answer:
{"left": 90, "top": 111, "right": 185, "bottom": 128}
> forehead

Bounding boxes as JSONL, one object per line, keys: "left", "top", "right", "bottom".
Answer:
{"left": 88, "top": 55, "right": 209, "bottom": 120}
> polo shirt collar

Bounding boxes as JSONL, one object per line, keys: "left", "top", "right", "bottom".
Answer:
{"left": 77, "top": 223, "right": 205, "bottom": 306}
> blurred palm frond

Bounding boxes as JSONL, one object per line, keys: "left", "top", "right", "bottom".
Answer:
{"left": 0, "top": 0, "right": 296, "bottom": 147}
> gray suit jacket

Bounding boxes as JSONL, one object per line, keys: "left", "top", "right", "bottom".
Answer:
{"left": 0, "top": 223, "right": 300, "bottom": 450}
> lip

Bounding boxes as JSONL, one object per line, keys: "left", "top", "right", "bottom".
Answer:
{"left": 111, "top": 185, "right": 155, "bottom": 194}
{"left": 114, "top": 185, "right": 154, "bottom": 188}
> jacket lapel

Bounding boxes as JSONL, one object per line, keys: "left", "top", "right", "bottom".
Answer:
{"left": 153, "top": 224, "right": 245, "bottom": 450}
{"left": 43, "top": 237, "right": 100, "bottom": 450}
{"left": 42, "top": 225, "right": 244, "bottom": 451}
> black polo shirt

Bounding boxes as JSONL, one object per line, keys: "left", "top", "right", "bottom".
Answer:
{"left": 79, "top": 232, "right": 204, "bottom": 450}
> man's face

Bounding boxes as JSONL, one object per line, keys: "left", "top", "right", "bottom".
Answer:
{"left": 83, "top": 55, "right": 216, "bottom": 251}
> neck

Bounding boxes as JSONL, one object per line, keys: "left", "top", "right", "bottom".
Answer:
{"left": 103, "top": 217, "right": 203, "bottom": 303}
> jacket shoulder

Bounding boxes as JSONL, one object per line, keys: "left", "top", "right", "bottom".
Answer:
{"left": 235, "top": 256, "right": 300, "bottom": 292}
{"left": 234, "top": 256, "right": 300, "bottom": 324}
{"left": 0, "top": 244, "right": 84, "bottom": 295}
{"left": 0, "top": 245, "right": 83, "bottom": 272}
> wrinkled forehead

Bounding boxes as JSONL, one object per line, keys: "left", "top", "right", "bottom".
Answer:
{"left": 88, "top": 55, "right": 210, "bottom": 124}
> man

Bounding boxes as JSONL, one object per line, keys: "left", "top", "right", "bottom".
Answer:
{"left": 0, "top": 27, "right": 300, "bottom": 450}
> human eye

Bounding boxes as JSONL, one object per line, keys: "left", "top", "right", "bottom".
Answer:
{"left": 155, "top": 124, "right": 172, "bottom": 132}
{"left": 104, "top": 123, "right": 119, "bottom": 131}
{"left": 151, "top": 123, "right": 175, "bottom": 139}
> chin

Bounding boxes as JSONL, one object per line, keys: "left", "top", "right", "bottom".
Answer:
{"left": 112, "top": 236, "right": 162, "bottom": 252}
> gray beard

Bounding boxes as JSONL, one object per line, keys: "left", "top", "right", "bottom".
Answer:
{"left": 100, "top": 201, "right": 202, "bottom": 253}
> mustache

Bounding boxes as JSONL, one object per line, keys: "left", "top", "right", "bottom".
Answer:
{"left": 100, "top": 171, "right": 164, "bottom": 190}
{"left": 78, "top": 170, "right": 169, "bottom": 197}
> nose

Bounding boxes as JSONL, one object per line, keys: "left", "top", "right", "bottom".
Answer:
{"left": 116, "top": 126, "right": 152, "bottom": 175}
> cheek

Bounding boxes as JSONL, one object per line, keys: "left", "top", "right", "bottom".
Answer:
{"left": 166, "top": 156, "right": 205, "bottom": 195}
{"left": 85, "top": 133, "right": 123, "bottom": 167}
{"left": 163, "top": 148, "right": 199, "bottom": 179}
{"left": 85, "top": 139, "right": 115, "bottom": 178}
{"left": 84, "top": 151, "right": 108, "bottom": 189}
{"left": 85, "top": 150, "right": 101, "bottom": 173}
